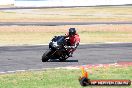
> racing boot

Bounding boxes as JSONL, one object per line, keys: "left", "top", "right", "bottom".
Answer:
{"left": 68, "top": 52, "right": 73, "bottom": 57}
{"left": 69, "top": 53, "right": 72, "bottom": 57}
{"left": 65, "top": 51, "right": 72, "bottom": 57}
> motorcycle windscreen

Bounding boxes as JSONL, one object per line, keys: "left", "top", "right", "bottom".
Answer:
{"left": 53, "top": 36, "right": 65, "bottom": 45}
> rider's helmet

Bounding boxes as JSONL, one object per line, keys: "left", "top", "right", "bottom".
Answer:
{"left": 69, "top": 28, "right": 76, "bottom": 36}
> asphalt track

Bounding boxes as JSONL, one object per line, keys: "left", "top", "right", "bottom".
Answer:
{"left": 0, "top": 43, "right": 132, "bottom": 72}
{"left": 0, "top": 5, "right": 132, "bottom": 10}
{"left": 0, "top": 22, "right": 132, "bottom": 26}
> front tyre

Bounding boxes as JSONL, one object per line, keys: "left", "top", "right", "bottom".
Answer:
{"left": 42, "top": 50, "right": 51, "bottom": 62}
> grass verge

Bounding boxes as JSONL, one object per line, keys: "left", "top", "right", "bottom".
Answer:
{"left": 0, "top": 66, "right": 131, "bottom": 88}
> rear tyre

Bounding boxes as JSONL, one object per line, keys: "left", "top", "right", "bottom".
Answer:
{"left": 42, "top": 50, "right": 51, "bottom": 62}
{"left": 59, "top": 55, "right": 68, "bottom": 62}
{"left": 59, "top": 58, "right": 67, "bottom": 62}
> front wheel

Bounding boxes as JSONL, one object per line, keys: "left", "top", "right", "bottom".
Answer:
{"left": 42, "top": 50, "right": 52, "bottom": 62}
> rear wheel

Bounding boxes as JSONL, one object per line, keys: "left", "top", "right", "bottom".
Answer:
{"left": 59, "top": 58, "right": 67, "bottom": 62}
{"left": 42, "top": 50, "right": 52, "bottom": 62}
{"left": 59, "top": 54, "right": 69, "bottom": 62}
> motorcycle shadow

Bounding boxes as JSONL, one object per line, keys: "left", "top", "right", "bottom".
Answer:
{"left": 49, "top": 59, "right": 78, "bottom": 62}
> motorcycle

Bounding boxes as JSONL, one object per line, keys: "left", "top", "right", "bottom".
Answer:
{"left": 42, "top": 35, "right": 70, "bottom": 62}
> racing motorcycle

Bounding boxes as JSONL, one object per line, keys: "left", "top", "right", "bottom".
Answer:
{"left": 42, "top": 36, "right": 70, "bottom": 62}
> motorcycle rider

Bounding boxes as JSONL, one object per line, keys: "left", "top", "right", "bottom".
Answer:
{"left": 65, "top": 28, "right": 80, "bottom": 57}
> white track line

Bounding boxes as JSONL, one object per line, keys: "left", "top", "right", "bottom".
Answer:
{"left": 0, "top": 62, "right": 131, "bottom": 74}
{"left": 0, "top": 42, "right": 132, "bottom": 47}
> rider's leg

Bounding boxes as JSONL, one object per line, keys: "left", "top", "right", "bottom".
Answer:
{"left": 68, "top": 48, "right": 76, "bottom": 57}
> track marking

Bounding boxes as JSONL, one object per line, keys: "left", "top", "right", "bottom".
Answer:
{"left": 0, "top": 62, "right": 131, "bottom": 74}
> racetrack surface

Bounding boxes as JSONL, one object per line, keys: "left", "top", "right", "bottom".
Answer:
{"left": 0, "top": 43, "right": 132, "bottom": 72}
{"left": 0, "top": 5, "right": 131, "bottom": 10}
{"left": 0, "top": 22, "right": 132, "bottom": 26}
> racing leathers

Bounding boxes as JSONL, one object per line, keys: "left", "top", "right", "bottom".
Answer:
{"left": 65, "top": 33, "right": 80, "bottom": 57}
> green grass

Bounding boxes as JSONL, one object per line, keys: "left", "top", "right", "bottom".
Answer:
{"left": 0, "top": 66, "right": 131, "bottom": 88}
{"left": 0, "top": 31, "right": 132, "bottom": 45}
